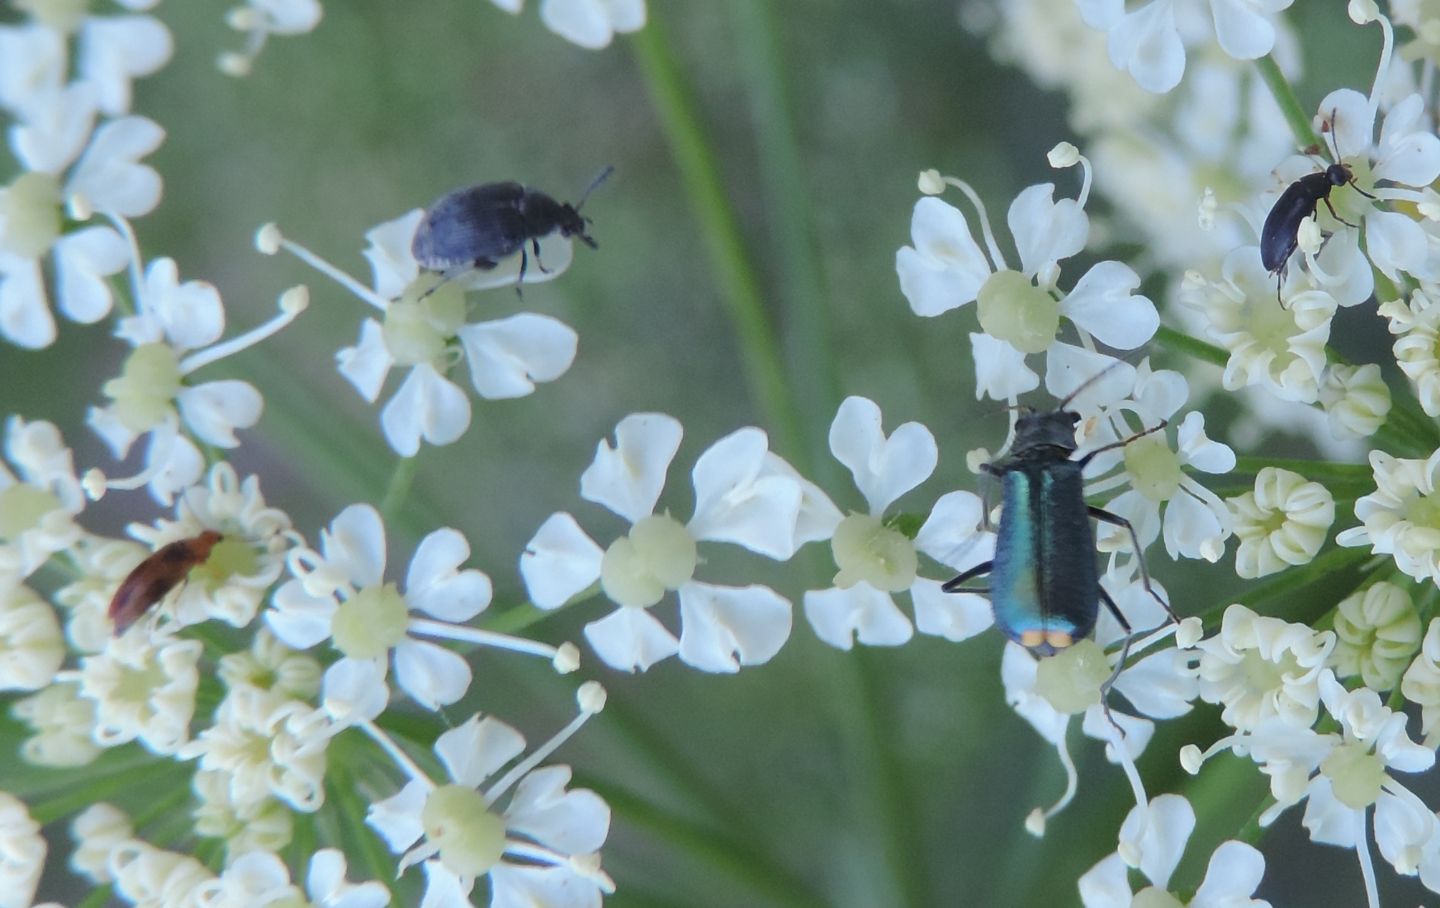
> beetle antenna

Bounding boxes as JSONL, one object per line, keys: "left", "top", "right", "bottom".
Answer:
{"left": 1055, "top": 358, "right": 1130, "bottom": 413}
{"left": 575, "top": 165, "right": 615, "bottom": 212}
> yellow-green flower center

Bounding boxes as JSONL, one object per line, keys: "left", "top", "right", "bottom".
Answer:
{"left": 0, "top": 172, "right": 62, "bottom": 260}
{"left": 1033, "top": 639, "right": 1108, "bottom": 714}
{"left": 1123, "top": 434, "right": 1183, "bottom": 502}
{"left": 830, "top": 513, "right": 917, "bottom": 593}
{"left": 1132, "top": 888, "right": 1184, "bottom": 908}
{"left": 1321, "top": 739, "right": 1387, "bottom": 810}
{"left": 383, "top": 291, "right": 466, "bottom": 366}
{"left": 331, "top": 582, "right": 409, "bottom": 659}
{"left": 976, "top": 270, "right": 1060, "bottom": 355}
{"left": 102, "top": 343, "right": 184, "bottom": 434}
{"left": 421, "top": 784, "right": 507, "bottom": 878}
{"left": 599, "top": 515, "right": 697, "bottom": 608}
{"left": 0, "top": 485, "right": 61, "bottom": 541}
{"left": 191, "top": 537, "right": 260, "bottom": 589}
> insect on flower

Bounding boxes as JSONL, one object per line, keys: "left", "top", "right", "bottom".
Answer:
{"left": 108, "top": 530, "right": 224, "bottom": 635}
{"left": 942, "top": 372, "right": 1178, "bottom": 674}
{"left": 411, "top": 166, "right": 614, "bottom": 295}
{"left": 1260, "top": 111, "right": 1376, "bottom": 303}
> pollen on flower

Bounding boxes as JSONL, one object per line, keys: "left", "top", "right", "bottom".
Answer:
{"left": 1333, "top": 582, "right": 1420, "bottom": 691}
{"left": 1228, "top": 467, "right": 1334, "bottom": 579}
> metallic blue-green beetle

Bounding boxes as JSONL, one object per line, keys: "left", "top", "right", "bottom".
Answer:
{"left": 942, "top": 402, "right": 1175, "bottom": 657}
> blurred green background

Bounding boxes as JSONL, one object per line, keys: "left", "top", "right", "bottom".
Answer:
{"left": 1, "top": 0, "right": 1429, "bottom": 905}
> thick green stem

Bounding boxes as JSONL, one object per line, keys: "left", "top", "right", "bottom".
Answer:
{"left": 1255, "top": 56, "right": 1319, "bottom": 150}
{"left": 1154, "top": 325, "right": 1226, "bottom": 368}
{"left": 629, "top": 15, "right": 803, "bottom": 458}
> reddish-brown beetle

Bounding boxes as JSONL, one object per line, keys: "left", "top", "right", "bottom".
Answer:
{"left": 108, "top": 530, "right": 224, "bottom": 635}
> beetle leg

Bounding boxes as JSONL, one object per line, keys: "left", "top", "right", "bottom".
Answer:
{"left": 532, "top": 237, "right": 553, "bottom": 274}
{"left": 1096, "top": 585, "right": 1132, "bottom": 735}
{"left": 1321, "top": 196, "right": 1359, "bottom": 229}
{"left": 514, "top": 245, "right": 529, "bottom": 297}
{"left": 1074, "top": 420, "right": 1168, "bottom": 470}
{"left": 942, "top": 560, "right": 993, "bottom": 594}
{"left": 1087, "top": 506, "right": 1179, "bottom": 626}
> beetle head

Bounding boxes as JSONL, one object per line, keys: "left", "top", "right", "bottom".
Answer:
{"left": 1325, "top": 162, "right": 1354, "bottom": 187}
{"left": 1011, "top": 407, "right": 1080, "bottom": 455}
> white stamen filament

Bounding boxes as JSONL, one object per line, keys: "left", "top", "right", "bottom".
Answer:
{"left": 101, "top": 211, "right": 146, "bottom": 311}
{"left": 179, "top": 286, "right": 309, "bottom": 374}
{"left": 1363, "top": 10, "right": 1394, "bottom": 125}
{"left": 276, "top": 233, "right": 391, "bottom": 311}
{"left": 358, "top": 718, "right": 435, "bottom": 787}
{"left": 503, "top": 841, "right": 616, "bottom": 892}
{"left": 406, "top": 618, "right": 562, "bottom": 663}
{"left": 483, "top": 683, "right": 605, "bottom": 806}
{"left": 941, "top": 175, "right": 1007, "bottom": 272}
{"left": 1031, "top": 725, "right": 1078, "bottom": 832}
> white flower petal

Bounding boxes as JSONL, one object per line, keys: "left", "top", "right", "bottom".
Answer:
{"left": 676, "top": 581, "right": 791, "bottom": 672}
{"left": 140, "top": 257, "right": 223, "bottom": 350}
{"left": 802, "top": 583, "right": 913, "bottom": 650}
{"left": 337, "top": 318, "right": 394, "bottom": 403}
{"left": 405, "top": 529, "right": 491, "bottom": 622}
{"left": 321, "top": 657, "right": 388, "bottom": 723}
{"left": 1177, "top": 410, "right": 1235, "bottom": 473}
{"left": 1365, "top": 208, "right": 1428, "bottom": 280}
{"left": 1107, "top": 0, "right": 1185, "bottom": 94}
{"left": 540, "top": 0, "right": 616, "bottom": 49}
{"left": 1192, "top": 840, "right": 1267, "bottom": 905}
{"left": 67, "top": 116, "right": 164, "bottom": 217}
{"left": 78, "top": 16, "right": 173, "bottom": 116}
{"left": 1077, "top": 852, "right": 1131, "bottom": 908}
{"left": 687, "top": 428, "right": 804, "bottom": 558}
{"left": 1060, "top": 260, "right": 1157, "bottom": 349}
{"left": 455, "top": 313, "right": 577, "bottom": 399}
{"left": 11, "top": 83, "right": 95, "bottom": 174}
{"left": 914, "top": 490, "right": 994, "bottom": 570}
{"left": 896, "top": 197, "right": 991, "bottom": 316}
{"left": 506, "top": 765, "right": 610, "bottom": 855}
{"left": 1008, "top": 183, "right": 1088, "bottom": 278}
{"left": 1162, "top": 490, "right": 1224, "bottom": 560}
{"left": 1043, "top": 343, "right": 1136, "bottom": 409}
{"left": 828, "top": 396, "right": 937, "bottom": 514}
{"left": 970, "top": 332, "right": 1039, "bottom": 400}
{"left": 323, "top": 503, "right": 387, "bottom": 589}
{"left": 380, "top": 364, "right": 471, "bottom": 456}
{"left": 363, "top": 210, "right": 423, "bottom": 299}
{"left": 1111, "top": 649, "right": 1196, "bottom": 719}
{"left": 489, "top": 864, "right": 599, "bottom": 908}
{"left": 0, "top": 259, "right": 54, "bottom": 349}
{"left": 583, "top": 606, "right": 680, "bottom": 672}
{"left": 176, "top": 380, "right": 262, "bottom": 448}
{"left": 394, "top": 638, "right": 472, "bottom": 709}
{"left": 366, "top": 779, "right": 427, "bottom": 852}
{"left": 1117, "top": 793, "right": 1193, "bottom": 889}
{"left": 1209, "top": 0, "right": 1279, "bottom": 60}
{"left": 266, "top": 578, "right": 338, "bottom": 649}
{"left": 911, "top": 578, "right": 993, "bottom": 642}
{"left": 434, "top": 713, "right": 525, "bottom": 789}
{"left": 580, "top": 413, "right": 681, "bottom": 523}
{"left": 1374, "top": 94, "right": 1440, "bottom": 187}
{"left": 520, "top": 512, "right": 603, "bottom": 609}
{"left": 51, "top": 226, "right": 127, "bottom": 324}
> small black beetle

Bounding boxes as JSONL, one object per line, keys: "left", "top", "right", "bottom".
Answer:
{"left": 1260, "top": 115, "right": 1375, "bottom": 302}
{"left": 412, "top": 166, "right": 613, "bottom": 294}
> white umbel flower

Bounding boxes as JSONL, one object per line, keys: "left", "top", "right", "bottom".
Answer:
{"left": 0, "top": 581, "right": 64, "bottom": 691}
{"left": 803, "top": 396, "right": 995, "bottom": 649}
{"left": 1191, "top": 603, "right": 1335, "bottom": 731}
{"left": 267, "top": 503, "right": 511, "bottom": 711}
{"left": 521, "top": 413, "right": 840, "bottom": 672}
{"left": 195, "top": 847, "right": 388, "bottom": 908}
{"left": 1401, "top": 618, "right": 1440, "bottom": 746}
{"left": 1180, "top": 249, "right": 1336, "bottom": 403}
{"left": 1319, "top": 363, "right": 1392, "bottom": 438}
{"left": 0, "top": 791, "right": 45, "bottom": 908}
{"left": 0, "top": 416, "right": 85, "bottom": 580}
{"left": 266, "top": 213, "right": 578, "bottom": 456}
{"left": 1079, "top": 793, "right": 1270, "bottom": 908}
{"left": 1332, "top": 582, "right": 1420, "bottom": 691}
{"left": 12, "top": 679, "right": 100, "bottom": 766}
{"left": 1228, "top": 467, "right": 1334, "bottom": 579}
{"left": 1337, "top": 448, "right": 1440, "bottom": 583}
{"left": 1380, "top": 289, "right": 1440, "bottom": 417}
{"left": 72, "top": 629, "right": 203, "bottom": 754}
{"left": 364, "top": 691, "right": 612, "bottom": 908}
